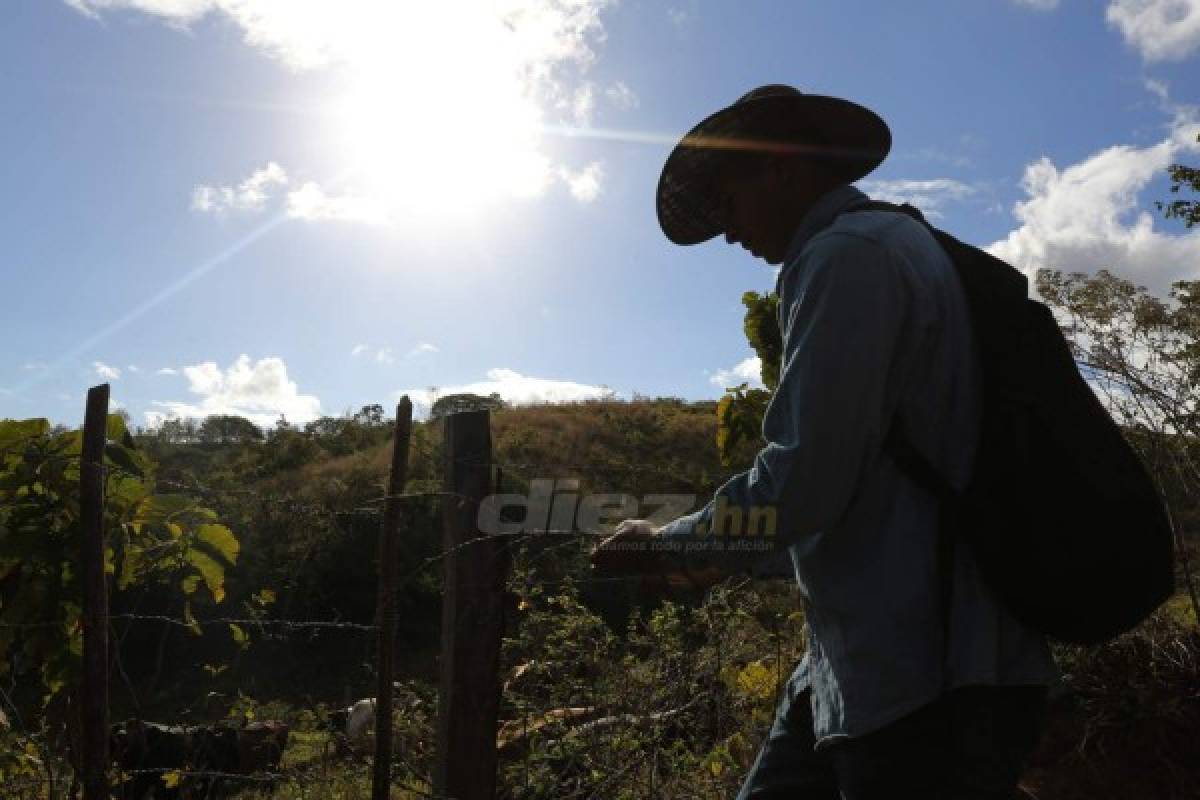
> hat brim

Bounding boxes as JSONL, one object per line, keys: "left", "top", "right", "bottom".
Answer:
{"left": 656, "top": 94, "right": 891, "bottom": 246}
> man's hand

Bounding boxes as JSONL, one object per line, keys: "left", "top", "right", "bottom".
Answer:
{"left": 589, "top": 519, "right": 728, "bottom": 591}
{"left": 612, "top": 518, "right": 661, "bottom": 538}
{"left": 588, "top": 519, "right": 665, "bottom": 575}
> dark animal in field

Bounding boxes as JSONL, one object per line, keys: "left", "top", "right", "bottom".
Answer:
{"left": 324, "top": 697, "right": 376, "bottom": 758}
{"left": 327, "top": 705, "right": 350, "bottom": 736}
{"left": 235, "top": 720, "right": 288, "bottom": 776}
{"left": 110, "top": 720, "right": 191, "bottom": 800}
{"left": 109, "top": 718, "right": 289, "bottom": 799}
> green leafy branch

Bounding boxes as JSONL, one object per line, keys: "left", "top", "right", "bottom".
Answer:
{"left": 0, "top": 414, "right": 241, "bottom": 702}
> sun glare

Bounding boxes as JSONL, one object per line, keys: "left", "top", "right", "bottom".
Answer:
{"left": 331, "top": 6, "right": 555, "bottom": 224}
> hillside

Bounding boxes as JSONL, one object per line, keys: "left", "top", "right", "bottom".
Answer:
{"left": 3, "top": 398, "right": 1198, "bottom": 798}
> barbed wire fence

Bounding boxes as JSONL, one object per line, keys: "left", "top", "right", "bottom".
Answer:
{"left": 0, "top": 389, "right": 805, "bottom": 799}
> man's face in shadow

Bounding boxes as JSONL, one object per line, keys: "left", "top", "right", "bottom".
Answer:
{"left": 712, "top": 154, "right": 839, "bottom": 266}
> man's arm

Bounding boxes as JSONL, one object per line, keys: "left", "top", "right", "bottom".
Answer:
{"left": 660, "top": 233, "right": 913, "bottom": 560}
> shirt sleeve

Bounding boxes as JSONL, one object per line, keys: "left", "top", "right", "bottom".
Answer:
{"left": 660, "top": 233, "right": 912, "bottom": 563}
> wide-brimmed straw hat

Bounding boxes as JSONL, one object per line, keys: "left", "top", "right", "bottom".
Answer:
{"left": 656, "top": 84, "right": 892, "bottom": 245}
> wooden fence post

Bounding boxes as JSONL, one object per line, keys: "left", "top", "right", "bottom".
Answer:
{"left": 80, "top": 384, "right": 110, "bottom": 800}
{"left": 434, "top": 410, "right": 507, "bottom": 799}
{"left": 373, "top": 397, "right": 413, "bottom": 800}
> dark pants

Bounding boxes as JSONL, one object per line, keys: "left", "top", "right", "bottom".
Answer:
{"left": 735, "top": 681, "right": 1048, "bottom": 800}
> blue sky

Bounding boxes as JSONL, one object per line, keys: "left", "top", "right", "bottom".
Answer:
{"left": 3, "top": 0, "right": 1199, "bottom": 427}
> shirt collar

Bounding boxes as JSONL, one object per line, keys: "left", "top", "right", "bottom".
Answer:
{"left": 775, "top": 183, "right": 870, "bottom": 293}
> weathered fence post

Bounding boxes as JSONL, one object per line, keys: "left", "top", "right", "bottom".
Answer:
{"left": 434, "top": 410, "right": 507, "bottom": 799}
{"left": 373, "top": 397, "right": 413, "bottom": 800}
{"left": 80, "top": 384, "right": 110, "bottom": 799}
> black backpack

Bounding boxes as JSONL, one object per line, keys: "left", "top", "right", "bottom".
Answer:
{"left": 843, "top": 200, "right": 1175, "bottom": 645}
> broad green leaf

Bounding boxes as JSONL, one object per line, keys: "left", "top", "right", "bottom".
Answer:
{"left": 196, "top": 524, "right": 239, "bottom": 565}
{"left": 185, "top": 548, "right": 225, "bottom": 602}
{"left": 229, "top": 623, "right": 248, "bottom": 648}
{"left": 104, "top": 443, "right": 143, "bottom": 479}
{"left": 105, "top": 414, "right": 127, "bottom": 442}
{"left": 161, "top": 770, "right": 182, "bottom": 789}
{"left": 181, "top": 574, "right": 201, "bottom": 595}
{"left": 133, "top": 495, "right": 194, "bottom": 527}
{"left": 107, "top": 474, "right": 150, "bottom": 509}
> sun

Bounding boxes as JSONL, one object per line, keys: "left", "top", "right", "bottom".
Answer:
{"left": 330, "top": 8, "right": 554, "bottom": 225}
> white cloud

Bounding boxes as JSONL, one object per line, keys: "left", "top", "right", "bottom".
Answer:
{"left": 604, "top": 81, "right": 639, "bottom": 110}
{"left": 68, "top": 1, "right": 612, "bottom": 80}
{"left": 350, "top": 344, "right": 397, "bottom": 364}
{"left": 251, "top": 156, "right": 606, "bottom": 222}
{"left": 896, "top": 135, "right": 984, "bottom": 170}
{"left": 66, "top": 0, "right": 215, "bottom": 23}
{"left": 399, "top": 368, "right": 615, "bottom": 416}
{"left": 93, "top": 361, "right": 121, "bottom": 380}
{"left": 709, "top": 356, "right": 764, "bottom": 390}
{"left": 859, "top": 178, "right": 977, "bottom": 220}
{"left": 285, "top": 182, "right": 387, "bottom": 225}
{"left": 146, "top": 354, "right": 320, "bottom": 427}
{"left": 913, "top": 148, "right": 973, "bottom": 169}
{"left": 406, "top": 342, "right": 438, "bottom": 358}
{"left": 1013, "top": 0, "right": 1059, "bottom": 10}
{"left": 192, "top": 161, "right": 288, "bottom": 214}
{"left": 559, "top": 162, "right": 604, "bottom": 202}
{"left": 565, "top": 82, "right": 596, "bottom": 125}
{"left": 72, "top": 1, "right": 619, "bottom": 219}
{"left": 1107, "top": 0, "right": 1200, "bottom": 61}
{"left": 127, "top": 365, "right": 141, "bottom": 373}
{"left": 1145, "top": 77, "right": 1171, "bottom": 102}
{"left": 191, "top": 169, "right": 390, "bottom": 225}
{"left": 988, "top": 108, "right": 1200, "bottom": 297}
{"left": 156, "top": 367, "right": 178, "bottom": 375}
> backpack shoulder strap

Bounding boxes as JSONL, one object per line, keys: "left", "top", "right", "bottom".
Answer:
{"left": 843, "top": 198, "right": 927, "bottom": 223}
{"left": 840, "top": 199, "right": 1030, "bottom": 310}
{"left": 885, "top": 417, "right": 958, "bottom": 646}
{"left": 842, "top": 198, "right": 962, "bottom": 645}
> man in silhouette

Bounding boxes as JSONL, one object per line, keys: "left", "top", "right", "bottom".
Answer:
{"left": 593, "top": 85, "right": 1056, "bottom": 799}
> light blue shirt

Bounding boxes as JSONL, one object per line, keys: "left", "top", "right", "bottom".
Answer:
{"left": 661, "top": 183, "right": 1057, "bottom": 747}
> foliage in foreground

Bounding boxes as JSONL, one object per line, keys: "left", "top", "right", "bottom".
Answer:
{"left": 0, "top": 415, "right": 242, "bottom": 793}
{"left": 242, "top": 576, "right": 1199, "bottom": 800}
